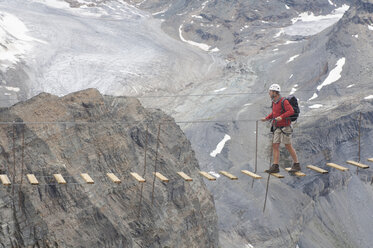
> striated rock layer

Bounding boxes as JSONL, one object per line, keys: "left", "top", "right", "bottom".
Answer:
{"left": 0, "top": 88, "right": 218, "bottom": 248}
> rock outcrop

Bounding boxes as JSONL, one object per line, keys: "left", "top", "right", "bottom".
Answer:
{"left": 0, "top": 88, "right": 218, "bottom": 248}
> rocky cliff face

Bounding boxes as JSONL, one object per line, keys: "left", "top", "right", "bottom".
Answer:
{"left": 0, "top": 88, "right": 218, "bottom": 247}
{"left": 292, "top": 101, "right": 373, "bottom": 248}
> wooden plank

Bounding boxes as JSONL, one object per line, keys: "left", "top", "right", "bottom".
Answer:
{"left": 306, "top": 165, "right": 328, "bottom": 174}
{"left": 80, "top": 173, "right": 94, "bottom": 184}
{"left": 269, "top": 173, "right": 284, "bottom": 178}
{"left": 107, "top": 173, "right": 121, "bottom": 184}
{"left": 153, "top": 172, "right": 169, "bottom": 183}
{"left": 0, "top": 174, "right": 11, "bottom": 186}
{"left": 326, "top": 163, "right": 349, "bottom": 172}
{"left": 130, "top": 172, "right": 146, "bottom": 183}
{"left": 241, "top": 170, "right": 262, "bottom": 179}
{"left": 219, "top": 171, "right": 238, "bottom": 180}
{"left": 285, "top": 168, "right": 306, "bottom": 177}
{"left": 177, "top": 172, "right": 193, "bottom": 181}
{"left": 367, "top": 158, "right": 373, "bottom": 163}
{"left": 199, "top": 171, "right": 216, "bottom": 181}
{"left": 53, "top": 174, "right": 66, "bottom": 184}
{"left": 346, "top": 160, "right": 369, "bottom": 169}
{"left": 26, "top": 174, "right": 39, "bottom": 185}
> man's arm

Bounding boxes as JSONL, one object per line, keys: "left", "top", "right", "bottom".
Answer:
{"left": 261, "top": 102, "right": 273, "bottom": 121}
{"left": 265, "top": 113, "right": 273, "bottom": 120}
{"left": 261, "top": 112, "right": 273, "bottom": 122}
{"left": 279, "top": 100, "right": 294, "bottom": 119}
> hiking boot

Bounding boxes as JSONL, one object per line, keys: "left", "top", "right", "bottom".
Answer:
{"left": 289, "top": 162, "right": 301, "bottom": 172}
{"left": 265, "top": 164, "right": 280, "bottom": 173}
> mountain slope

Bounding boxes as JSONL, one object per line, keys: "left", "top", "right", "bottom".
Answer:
{"left": 1, "top": 0, "right": 373, "bottom": 247}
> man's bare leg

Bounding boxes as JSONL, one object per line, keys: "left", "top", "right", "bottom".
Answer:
{"left": 273, "top": 143, "right": 280, "bottom": 164}
{"left": 285, "top": 143, "right": 301, "bottom": 171}
{"left": 265, "top": 143, "right": 281, "bottom": 173}
{"left": 285, "top": 143, "right": 299, "bottom": 163}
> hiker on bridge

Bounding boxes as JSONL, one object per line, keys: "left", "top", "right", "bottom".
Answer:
{"left": 261, "top": 84, "right": 301, "bottom": 173}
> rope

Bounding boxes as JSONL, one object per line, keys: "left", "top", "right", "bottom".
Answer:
{"left": 1, "top": 85, "right": 371, "bottom": 101}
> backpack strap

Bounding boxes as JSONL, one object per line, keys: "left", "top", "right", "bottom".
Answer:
{"left": 280, "top": 97, "right": 285, "bottom": 113}
{"left": 278, "top": 126, "right": 293, "bottom": 136}
{"left": 280, "top": 97, "right": 291, "bottom": 125}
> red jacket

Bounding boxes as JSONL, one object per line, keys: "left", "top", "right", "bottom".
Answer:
{"left": 265, "top": 97, "right": 294, "bottom": 127}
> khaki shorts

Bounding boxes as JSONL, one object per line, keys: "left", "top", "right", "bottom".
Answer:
{"left": 273, "top": 126, "right": 292, "bottom": 144}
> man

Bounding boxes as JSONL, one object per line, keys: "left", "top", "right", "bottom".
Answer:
{"left": 261, "top": 83, "right": 301, "bottom": 173}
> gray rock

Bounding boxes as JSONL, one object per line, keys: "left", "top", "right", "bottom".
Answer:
{"left": 0, "top": 88, "right": 218, "bottom": 247}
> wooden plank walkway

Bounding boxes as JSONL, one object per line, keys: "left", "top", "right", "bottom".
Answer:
{"left": 107, "top": 173, "right": 121, "bottom": 184}
{"left": 153, "top": 172, "right": 169, "bottom": 183}
{"left": 285, "top": 168, "right": 306, "bottom": 177}
{"left": 306, "top": 165, "right": 328, "bottom": 174}
{"left": 269, "top": 173, "right": 284, "bottom": 178}
{"left": 346, "top": 160, "right": 369, "bottom": 169}
{"left": 1, "top": 157, "right": 370, "bottom": 188}
{"left": 326, "top": 163, "right": 349, "bottom": 171}
{"left": 53, "top": 174, "right": 66, "bottom": 184}
{"left": 219, "top": 171, "right": 238, "bottom": 180}
{"left": 81, "top": 173, "right": 94, "bottom": 184}
{"left": 199, "top": 171, "right": 216, "bottom": 181}
{"left": 0, "top": 175, "right": 11, "bottom": 185}
{"left": 27, "top": 174, "right": 39, "bottom": 185}
{"left": 177, "top": 172, "right": 193, "bottom": 181}
{"left": 241, "top": 170, "right": 262, "bottom": 179}
{"left": 130, "top": 172, "right": 146, "bottom": 183}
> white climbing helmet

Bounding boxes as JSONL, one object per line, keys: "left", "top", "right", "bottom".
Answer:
{"left": 269, "top": 83, "right": 281, "bottom": 92}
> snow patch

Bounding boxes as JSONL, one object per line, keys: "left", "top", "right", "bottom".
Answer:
{"left": 285, "top": 5, "right": 349, "bottom": 36}
{"left": 309, "top": 104, "right": 323, "bottom": 109}
{"left": 316, "top": 57, "right": 345, "bottom": 91}
{"left": 191, "top": 15, "right": 203, "bottom": 19}
{"left": 283, "top": 40, "right": 299, "bottom": 45}
{"left": 285, "top": 5, "right": 290, "bottom": 10}
{"left": 201, "top": 0, "right": 210, "bottom": 10}
{"left": 152, "top": 3, "right": 172, "bottom": 16}
{"left": 286, "top": 54, "right": 299, "bottom": 63}
{"left": 308, "top": 57, "right": 345, "bottom": 101}
{"left": 0, "top": 11, "right": 46, "bottom": 70}
{"left": 291, "top": 5, "right": 349, "bottom": 24}
{"left": 33, "top": 0, "right": 146, "bottom": 19}
{"left": 328, "top": 0, "right": 337, "bottom": 6}
{"left": 347, "top": 84, "right": 355, "bottom": 88}
{"left": 246, "top": 244, "right": 254, "bottom": 248}
{"left": 308, "top": 92, "right": 318, "bottom": 101}
{"left": 33, "top": 0, "right": 70, "bottom": 9}
{"left": 210, "top": 134, "right": 231, "bottom": 157}
{"left": 209, "top": 171, "right": 221, "bottom": 178}
{"left": 290, "top": 84, "right": 298, "bottom": 95}
{"left": 179, "top": 24, "right": 210, "bottom": 51}
{"left": 4, "top": 86, "right": 20, "bottom": 92}
{"left": 368, "top": 25, "right": 373, "bottom": 31}
{"left": 240, "top": 25, "right": 250, "bottom": 31}
{"left": 364, "top": 95, "right": 373, "bottom": 100}
{"left": 274, "top": 29, "right": 284, "bottom": 38}
{"left": 214, "top": 87, "right": 227, "bottom": 93}
{"left": 289, "top": 74, "right": 294, "bottom": 79}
